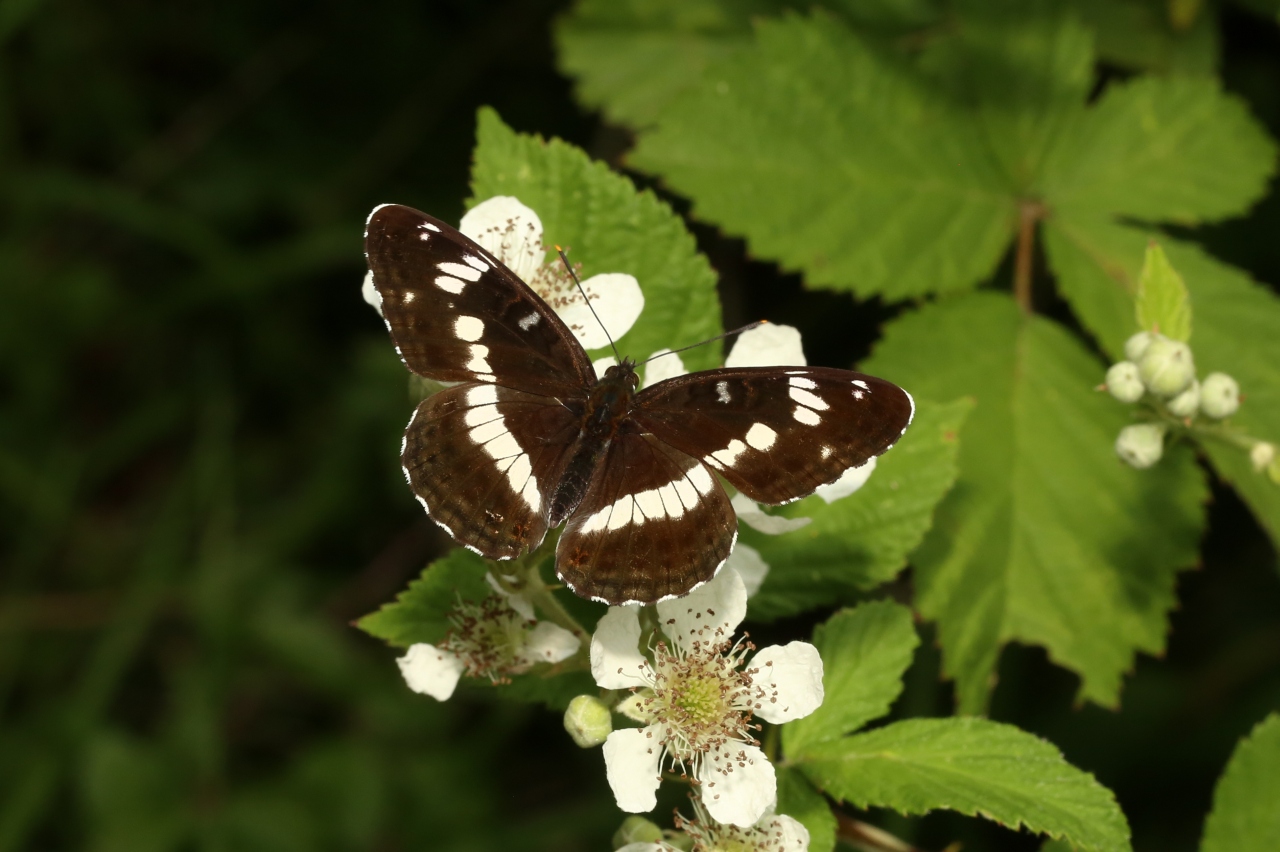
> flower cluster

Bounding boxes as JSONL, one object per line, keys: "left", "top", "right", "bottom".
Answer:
{"left": 1104, "top": 331, "right": 1250, "bottom": 470}
{"left": 396, "top": 574, "right": 579, "bottom": 701}
{"left": 617, "top": 796, "right": 810, "bottom": 852}
{"left": 591, "top": 567, "right": 823, "bottom": 828}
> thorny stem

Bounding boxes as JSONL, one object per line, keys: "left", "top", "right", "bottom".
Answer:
{"left": 1014, "top": 200, "right": 1044, "bottom": 315}
{"left": 835, "top": 812, "right": 950, "bottom": 852}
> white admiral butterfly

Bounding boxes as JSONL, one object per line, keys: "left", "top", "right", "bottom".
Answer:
{"left": 365, "top": 204, "right": 914, "bottom": 605}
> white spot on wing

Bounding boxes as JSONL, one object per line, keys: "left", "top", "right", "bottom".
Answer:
{"left": 716, "top": 380, "right": 731, "bottom": 404}
{"left": 745, "top": 423, "right": 777, "bottom": 451}
{"left": 518, "top": 312, "right": 541, "bottom": 331}
{"left": 853, "top": 379, "right": 869, "bottom": 390}
{"left": 455, "top": 315, "right": 484, "bottom": 342}
{"left": 463, "top": 254, "right": 488, "bottom": 271}
{"left": 464, "top": 405, "right": 500, "bottom": 427}
{"left": 424, "top": 222, "right": 441, "bottom": 232}
{"left": 466, "top": 344, "right": 491, "bottom": 373}
{"left": 788, "top": 376, "right": 817, "bottom": 390}
{"left": 403, "top": 291, "right": 416, "bottom": 303}
{"left": 789, "top": 387, "right": 829, "bottom": 411}
{"left": 687, "top": 465, "right": 715, "bottom": 494}
{"left": 793, "top": 406, "right": 821, "bottom": 426}
{"left": 710, "top": 439, "right": 747, "bottom": 468}
{"left": 469, "top": 417, "right": 506, "bottom": 445}
{"left": 468, "top": 385, "right": 499, "bottom": 406}
{"left": 439, "top": 261, "right": 482, "bottom": 282}
{"left": 635, "top": 489, "right": 665, "bottom": 520}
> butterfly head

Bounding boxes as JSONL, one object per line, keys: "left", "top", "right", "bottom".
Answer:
{"left": 599, "top": 356, "right": 640, "bottom": 392}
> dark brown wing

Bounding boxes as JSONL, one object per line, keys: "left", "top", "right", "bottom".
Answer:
{"left": 556, "top": 429, "right": 736, "bottom": 605}
{"left": 631, "top": 367, "right": 914, "bottom": 505}
{"left": 403, "top": 383, "right": 583, "bottom": 560}
{"left": 365, "top": 204, "right": 594, "bottom": 398}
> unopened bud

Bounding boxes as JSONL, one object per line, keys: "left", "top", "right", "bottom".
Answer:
{"left": 613, "top": 816, "right": 664, "bottom": 849}
{"left": 1116, "top": 423, "right": 1166, "bottom": 469}
{"left": 1105, "top": 361, "right": 1145, "bottom": 403}
{"left": 1200, "top": 372, "right": 1240, "bottom": 418}
{"left": 1251, "top": 442, "right": 1275, "bottom": 472}
{"left": 563, "top": 694, "right": 612, "bottom": 748}
{"left": 1124, "top": 331, "right": 1154, "bottom": 362}
{"left": 1138, "top": 337, "right": 1195, "bottom": 397}
{"left": 1166, "top": 379, "right": 1200, "bottom": 418}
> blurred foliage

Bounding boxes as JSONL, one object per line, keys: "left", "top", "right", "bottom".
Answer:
{"left": 2, "top": 1, "right": 1279, "bottom": 851}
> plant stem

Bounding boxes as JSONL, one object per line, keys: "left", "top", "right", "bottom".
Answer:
{"left": 1014, "top": 200, "right": 1043, "bottom": 315}
{"left": 835, "top": 812, "right": 939, "bottom": 852}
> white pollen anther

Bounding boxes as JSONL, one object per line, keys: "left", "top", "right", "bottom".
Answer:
{"left": 455, "top": 315, "right": 485, "bottom": 342}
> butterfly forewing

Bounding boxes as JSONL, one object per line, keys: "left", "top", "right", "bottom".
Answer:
{"left": 557, "top": 429, "right": 736, "bottom": 604}
{"left": 365, "top": 204, "right": 594, "bottom": 397}
{"left": 632, "top": 367, "right": 914, "bottom": 505}
{"left": 403, "top": 383, "right": 583, "bottom": 559}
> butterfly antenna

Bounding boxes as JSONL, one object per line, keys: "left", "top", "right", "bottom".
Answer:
{"left": 643, "top": 320, "right": 768, "bottom": 364}
{"left": 556, "top": 245, "right": 622, "bottom": 362}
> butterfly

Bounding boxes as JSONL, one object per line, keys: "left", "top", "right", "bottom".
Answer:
{"left": 364, "top": 203, "right": 914, "bottom": 605}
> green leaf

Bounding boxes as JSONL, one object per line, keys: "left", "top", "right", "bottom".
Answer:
{"left": 1045, "top": 216, "right": 1280, "bottom": 550}
{"left": 863, "top": 292, "right": 1207, "bottom": 711}
{"left": 355, "top": 549, "right": 491, "bottom": 647}
{"left": 1202, "top": 714, "right": 1280, "bottom": 852}
{"left": 796, "top": 717, "right": 1131, "bottom": 852}
{"left": 783, "top": 602, "right": 919, "bottom": 756}
{"left": 776, "top": 767, "right": 837, "bottom": 852}
{"left": 1135, "top": 241, "right": 1192, "bottom": 340}
{"left": 1040, "top": 76, "right": 1276, "bottom": 225}
{"left": 745, "top": 398, "right": 970, "bottom": 621}
{"left": 469, "top": 108, "right": 724, "bottom": 372}
{"left": 629, "top": 14, "right": 1017, "bottom": 300}
{"left": 1071, "top": 0, "right": 1219, "bottom": 76}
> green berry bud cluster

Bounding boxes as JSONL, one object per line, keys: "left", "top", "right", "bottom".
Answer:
{"left": 1105, "top": 332, "right": 1243, "bottom": 470}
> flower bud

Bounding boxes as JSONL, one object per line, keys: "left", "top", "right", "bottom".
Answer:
{"left": 1138, "top": 337, "right": 1195, "bottom": 397}
{"left": 1124, "top": 331, "right": 1154, "bottom": 362}
{"left": 1200, "top": 372, "right": 1240, "bottom": 418}
{"left": 613, "top": 816, "right": 664, "bottom": 849}
{"left": 563, "top": 694, "right": 612, "bottom": 748}
{"left": 1251, "top": 442, "right": 1276, "bottom": 472}
{"left": 1105, "top": 361, "right": 1145, "bottom": 403}
{"left": 1166, "top": 379, "right": 1200, "bottom": 418}
{"left": 1116, "top": 423, "right": 1166, "bottom": 469}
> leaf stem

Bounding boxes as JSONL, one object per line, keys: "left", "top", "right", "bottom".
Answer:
{"left": 834, "top": 812, "right": 940, "bottom": 852}
{"left": 1014, "top": 200, "right": 1043, "bottom": 315}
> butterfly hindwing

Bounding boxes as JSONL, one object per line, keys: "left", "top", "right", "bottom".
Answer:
{"left": 557, "top": 429, "right": 736, "bottom": 604}
{"left": 403, "top": 382, "right": 583, "bottom": 560}
{"left": 365, "top": 204, "right": 594, "bottom": 397}
{"left": 632, "top": 367, "right": 914, "bottom": 505}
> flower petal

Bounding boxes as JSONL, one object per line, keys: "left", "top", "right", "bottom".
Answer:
{"left": 616, "top": 845, "right": 667, "bottom": 852}
{"left": 747, "top": 641, "right": 825, "bottom": 724}
{"left": 458, "top": 196, "right": 544, "bottom": 283}
{"left": 520, "top": 621, "right": 582, "bottom": 666}
{"left": 656, "top": 566, "right": 747, "bottom": 649}
{"left": 814, "top": 456, "right": 877, "bottom": 504}
{"left": 558, "top": 272, "right": 645, "bottom": 351}
{"left": 396, "top": 643, "right": 465, "bottom": 701}
{"left": 766, "top": 813, "right": 811, "bottom": 848}
{"left": 730, "top": 493, "right": 811, "bottom": 535}
{"left": 484, "top": 572, "right": 536, "bottom": 620}
{"left": 725, "top": 323, "right": 805, "bottom": 368}
{"left": 642, "top": 349, "right": 687, "bottom": 388}
{"left": 362, "top": 271, "right": 383, "bottom": 316}
{"left": 700, "top": 742, "right": 777, "bottom": 827}
{"left": 603, "top": 726, "right": 665, "bottom": 813}
{"left": 590, "top": 605, "right": 653, "bottom": 690}
{"left": 726, "top": 542, "right": 769, "bottom": 598}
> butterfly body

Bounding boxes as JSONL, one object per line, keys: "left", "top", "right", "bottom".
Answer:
{"left": 366, "top": 204, "right": 914, "bottom": 605}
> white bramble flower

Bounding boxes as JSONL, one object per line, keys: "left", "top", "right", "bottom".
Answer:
{"left": 591, "top": 567, "right": 824, "bottom": 827}
{"left": 396, "top": 575, "right": 580, "bottom": 701}
{"left": 363, "top": 196, "right": 645, "bottom": 353}
{"left": 618, "top": 798, "right": 811, "bottom": 852}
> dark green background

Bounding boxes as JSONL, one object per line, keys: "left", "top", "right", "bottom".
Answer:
{"left": 1, "top": 1, "right": 1277, "bottom": 850}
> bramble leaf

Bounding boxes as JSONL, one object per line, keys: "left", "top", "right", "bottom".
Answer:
{"left": 1201, "top": 714, "right": 1280, "bottom": 852}
{"left": 794, "top": 717, "right": 1131, "bottom": 852}
{"left": 469, "top": 108, "right": 724, "bottom": 371}
{"left": 1135, "top": 241, "right": 1192, "bottom": 340}
{"left": 355, "top": 549, "right": 490, "bottom": 647}
{"left": 746, "top": 399, "right": 970, "bottom": 621}
{"left": 776, "top": 767, "right": 837, "bottom": 852}
{"left": 782, "top": 602, "right": 919, "bottom": 756}
{"left": 863, "top": 292, "right": 1207, "bottom": 711}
